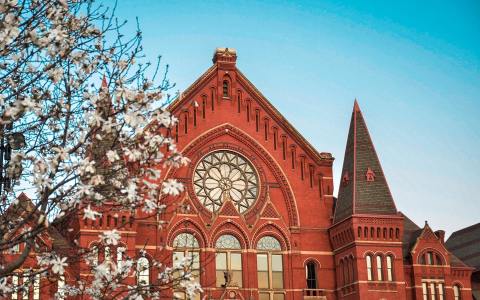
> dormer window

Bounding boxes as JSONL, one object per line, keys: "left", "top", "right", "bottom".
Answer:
{"left": 223, "top": 80, "right": 229, "bottom": 97}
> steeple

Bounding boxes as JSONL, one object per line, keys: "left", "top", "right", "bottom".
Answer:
{"left": 333, "top": 100, "right": 397, "bottom": 223}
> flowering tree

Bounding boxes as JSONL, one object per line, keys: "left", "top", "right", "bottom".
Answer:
{"left": 0, "top": 0, "right": 200, "bottom": 298}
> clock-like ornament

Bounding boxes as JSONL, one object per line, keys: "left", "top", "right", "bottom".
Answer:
{"left": 193, "top": 150, "right": 258, "bottom": 213}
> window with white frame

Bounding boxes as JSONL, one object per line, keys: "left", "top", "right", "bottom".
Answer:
{"left": 386, "top": 255, "right": 394, "bottom": 281}
{"left": 173, "top": 233, "right": 201, "bottom": 300}
{"left": 257, "top": 236, "right": 284, "bottom": 300}
{"left": 366, "top": 255, "right": 373, "bottom": 281}
{"left": 376, "top": 255, "right": 383, "bottom": 281}
{"left": 215, "top": 234, "right": 242, "bottom": 287}
{"left": 453, "top": 284, "right": 462, "bottom": 300}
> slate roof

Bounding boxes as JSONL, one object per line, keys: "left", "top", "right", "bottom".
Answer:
{"left": 400, "top": 212, "right": 422, "bottom": 259}
{"left": 446, "top": 223, "right": 480, "bottom": 271}
{"left": 333, "top": 101, "right": 397, "bottom": 223}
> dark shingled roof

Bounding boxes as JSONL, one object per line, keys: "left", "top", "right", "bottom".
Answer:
{"left": 400, "top": 212, "right": 422, "bottom": 259}
{"left": 333, "top": 101, "right": 397, "bottom": 223}
{"left": 446, "top": 223, "right": 480, "bottom": 271}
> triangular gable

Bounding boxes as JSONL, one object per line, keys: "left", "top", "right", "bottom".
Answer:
{"left": 166, "top": 48, "right": 333, "bottom": 167}
{"left": 260, "top": 202, "right": 281, "bottom": 219}
{"left": 176, "top": 194, "right": 199, "bottom": 215}
{"left": 217, "top": 198, "right": 240, "bottom": 217}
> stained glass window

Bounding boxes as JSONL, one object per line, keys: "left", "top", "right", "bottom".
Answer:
{"left": 215, "top": 234, "right": 241, "bottom": 249}
{"left": 257, "top": 236, "right": 282, "bottom": 251}
{"left": 193, "top": 151, "right": 258, "bottom": 213}
{"left": 215, "top": 235, "right": 243, "bottom": 287}
{"left": 257, "top": 236, "right": 283, "bottom": 290}
{"left": 173, "top": 233, "right": 200, "bottom": 248}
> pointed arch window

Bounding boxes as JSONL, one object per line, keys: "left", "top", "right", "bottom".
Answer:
{"left": 386, "top": 255, "right": 394, "bottom": 281}
{"left": 173, "top": 233, "right": 201, "bottom": 300}
{"left": 376, "top": 255, "right": 383, "bottom": 281}
{"left": 453, "top": 284, "right": 461, "bottom": 300}
{"left": 223, "top": 80, "right": 229, "bottom": 97}
{"left": 305, "top": 261, "right": 317, "bottom": 291}
{"left": 366, "top": 255, "right": 373, "bottom": 281}
{"left": 257, "top": 236, "right": 284, "bottom": 300}
{"left": 137, "top": 257, "right": 150, "bottom": 286}
{"left": 215, "top": 234, "right": 242, "bottom": 287}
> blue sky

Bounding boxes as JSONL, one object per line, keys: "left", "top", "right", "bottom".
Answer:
{"left": 108, "top": 0, "right": 480, "bottom": 236}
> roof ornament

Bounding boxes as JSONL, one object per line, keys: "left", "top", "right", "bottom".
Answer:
{"left": 342, "top": 171, "right": 350, "bottom": 186}
{"left": 366, "top": 167, "right": 376, "bottom": 182}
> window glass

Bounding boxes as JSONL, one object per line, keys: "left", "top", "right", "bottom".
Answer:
{"left": 257, "top": 254, "right": 269, "bottom": 288}
{"left": 438, "top": 283, "right": 444, "bottom": 300}
{"left": 257, "top": 236, "right": 282, "bottom": 251}
{"left": 216, "top": 235, "right": 241, "bottom": 249}
{"left": 173, "top": 233, "right": 199, "bottom": 248}
{"left": 272, "top": 255, "right": 283, "bottom": 272}
{"left": 386, "top": 256, "right": 393, "bottom": 281}
{"left": 366, "top": 255, "right": 373, "bottom": 281}
{"left": 454, "top": 285, "right": 461, "bottom": 300}
{"left": 273, "top": 294, "right": 285, "bottom": 300}
{"left": 376, "top": 256, "right": 383, "bottom": 281}
{"left": 306, "top": 262, "right": 317, "bottom": 289}
{"left": 430, "top": 282, "right": 436, "bottom": 300}
{"left": 259, "top": 293, "right": 270, "bottom": 300}
{"left": 422, "top": 283, "right": 428, "bottom": 300}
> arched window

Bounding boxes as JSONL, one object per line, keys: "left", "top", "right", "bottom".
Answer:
{"left": 137, "top": 257, "right": 150, "bottom": 286}
{"left": 419, "top": 251, "right": 443, "bottom": 266}
{"left": 366, "top": 255, "right": 373, "bottom": 281}
{"left": 216, "top": 234, "right": 242, "bottom": 287}
{"left": 223, "top": 80, "right": 229, "bottom": 97}
{"left": 453, "top": 284, "right": 461, "bottom": 300}
{"left": 386, "top": 255, "right": 393, "bottom": 281}
{"left": 376, "top": 255, "right": 383, "bottom": 281}
{"left": 349, "top": 257, "right": 355, "bottom": 283}
{"left": 339, "top": 259, "right": 345, "bottom": 285}
{"left": 173, "top": 233, "right": 200, "bottom": 300}
{"left": 305, "top": 261, "right": 317, "bottom": 291}
{"left": 257, "top": 236, "right": 283, "bottom": 291}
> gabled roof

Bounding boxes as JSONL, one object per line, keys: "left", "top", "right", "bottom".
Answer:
{"left": 333, "top": 101, "right": 397, "bottom": 223}
{"left": 3, "top": 193, "right": 73, "bottom": 250}
{"left": 446, "top": 222, "right": 480, "bottom": 271}
{"left": 400, "top": 212, "right": 422, "bottom": 258}
{"left": 166, "top": 48, "right": 333, "bottom": 166}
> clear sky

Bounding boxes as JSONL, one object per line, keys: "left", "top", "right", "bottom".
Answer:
{"left": 108, "top": 0, "right": 480, "bottom": 236}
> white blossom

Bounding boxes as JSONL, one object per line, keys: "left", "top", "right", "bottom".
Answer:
{"left": 100, "top": 230, "right": 121, "bottom": 246}
{"left": 162, "top": 179, "right": 184, "bottom": 196}
{"left": 83, "top": 205, "right": 102, "bottom": 221}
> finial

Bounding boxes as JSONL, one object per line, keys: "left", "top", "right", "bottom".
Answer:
{"left": 353, "top": 99, "right": 360, "bottom": 112}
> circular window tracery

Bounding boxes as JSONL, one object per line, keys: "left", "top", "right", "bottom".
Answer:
{"left": 193, "top": 150, "right": 258, "bottom": 213}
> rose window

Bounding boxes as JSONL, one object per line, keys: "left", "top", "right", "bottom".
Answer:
{"left": 193, "top": 150, "right": 258, "bottom": 213}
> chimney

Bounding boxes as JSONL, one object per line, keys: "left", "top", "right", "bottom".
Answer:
{"left": 435, "top": 230, "right": 445, "bottom": 244}
{"left": 212, "top": 47, "right": 237, "bottom": 69}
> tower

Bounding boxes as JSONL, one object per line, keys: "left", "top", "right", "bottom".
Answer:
{"left": 329, "top": 101, "right": 406, "bottom": 299}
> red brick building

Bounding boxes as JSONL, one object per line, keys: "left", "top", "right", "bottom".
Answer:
{"left": 3, "top": 48, "right": 475, "bottom": 300}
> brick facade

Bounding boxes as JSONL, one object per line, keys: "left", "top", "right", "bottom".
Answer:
{"left": 2, "top": 48, "right": 474, "bottom": 300}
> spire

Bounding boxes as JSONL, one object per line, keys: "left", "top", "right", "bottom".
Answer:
{"left": 333, "top": 100, "right": 397, "bottom": 223}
